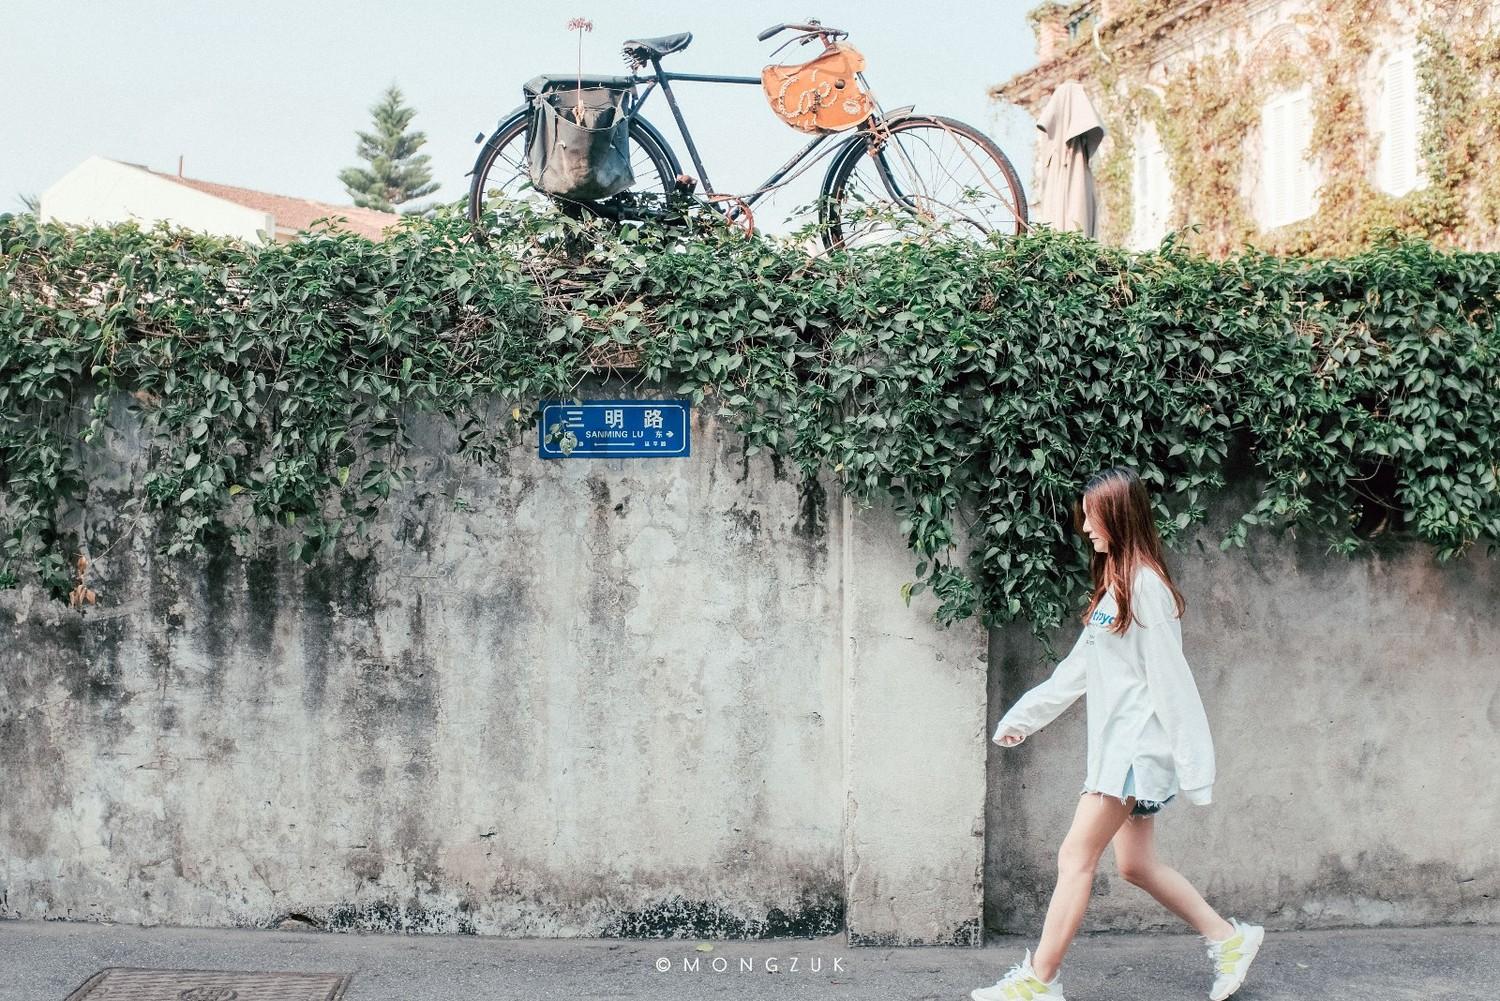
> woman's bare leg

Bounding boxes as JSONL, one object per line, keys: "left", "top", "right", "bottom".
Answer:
{"left": 1111, "top": 814, "right": 1234, "bottom": 940}
{"left": 1030, "top": 793, "right": 1134, "bottom": 982}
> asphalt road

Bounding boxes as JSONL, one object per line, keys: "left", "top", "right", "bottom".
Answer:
{"left": 4, "top": 919, "right": 1496, "bottom": 1001}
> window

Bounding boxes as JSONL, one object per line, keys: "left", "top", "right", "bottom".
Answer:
{"left": 1067, "top": 9, "right": 1097, "bottom": 43}
{"left": 1260, "top": 87, "right": 1316, "bottom": 227}
{"left": 1130, "top": 120, "right": 1174, "bottom": 249}
{"left": 1377, "top": 47, "right": 1423, "bottom": 195}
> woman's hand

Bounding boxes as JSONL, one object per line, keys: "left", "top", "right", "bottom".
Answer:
{"left": 994, "top": 729, "right": 1025, "bottom": 747}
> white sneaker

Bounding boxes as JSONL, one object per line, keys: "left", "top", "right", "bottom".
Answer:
{"left": 1206, "top": 917, "right": 1265, "bottom": 1000}
{"left": 971, "top": 948, "right": 1066, "bottom": 1001}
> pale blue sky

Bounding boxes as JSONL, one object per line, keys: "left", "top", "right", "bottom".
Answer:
{"left": 3, "top": 1, "right": 1039, "bottom": 230}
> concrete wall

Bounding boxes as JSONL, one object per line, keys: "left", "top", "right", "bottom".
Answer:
{"left": 985, "top": 477, "right": 1500, "bottom": 934}
{"left": 844, "top": 503, "right": 988, "bottom": 945}
{"left": 0, "top": 383, "right": 989, "bottom": 944}
{"left": 4, "top": 382, "right": 1494, "bottom": 942}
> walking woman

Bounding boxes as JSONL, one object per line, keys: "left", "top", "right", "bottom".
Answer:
{"left": 971, "top": 467, "right": 1264, "bottom": 1001}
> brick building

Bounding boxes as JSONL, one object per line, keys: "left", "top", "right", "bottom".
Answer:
{"left": 992, "top": 0, "right": 1498, "bottom": 256}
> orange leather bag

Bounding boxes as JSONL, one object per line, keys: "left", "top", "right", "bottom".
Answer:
{"left": 761, "top": 42, "right": 874, "bottom": 134}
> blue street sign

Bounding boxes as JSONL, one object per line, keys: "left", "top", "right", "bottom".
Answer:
{"left": 537, "top": 399, "right": 692, "bottom": 458}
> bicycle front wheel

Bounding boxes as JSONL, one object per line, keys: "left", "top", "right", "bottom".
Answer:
{"left": 819, "top": 115, "right": 1029, "bottom": 250}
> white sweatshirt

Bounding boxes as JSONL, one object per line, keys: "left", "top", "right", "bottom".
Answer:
{"left": 992, "top": 564, "right": 1216, "bottom": 806}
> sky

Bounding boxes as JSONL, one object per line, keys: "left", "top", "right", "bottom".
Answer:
{"left": 2, "top": 1, "right": 1040, "bottom": 231}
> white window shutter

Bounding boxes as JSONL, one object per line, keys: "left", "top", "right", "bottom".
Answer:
{"left": 1260, "top": 102, "right": 1273, "bottom": 227}
{"left": 1131, "top": 121, "right": 1172, "bottom": 248}
{"left": 1290, "top": 88, "right": 1314, "bottom": 220}
{"left": 1262, "top": 98, "right": 1286, "bottom": 227}
{"left": 1378, "top": 58, "right": 1393, "bottom": 192}
{"left": 1149, "top": 127, "right": 1172, "bottom": 242}
{"left": 1381, "top": 50, "right": 1418, "bottom": 195}
{"left": 1380, "top": 54, "right": 1404, "bottom": 193}
{"left": 1406, "top": 48, "right": 1425, "bottom": 189}
{"left": 1263, "top": 88, "right": 1314, "bottom": 227}
{"left": 1133, "top": 141, "right": 1149, "bottom": 248}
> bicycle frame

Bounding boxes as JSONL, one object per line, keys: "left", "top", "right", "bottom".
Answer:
{"left": 625, "top": 58, "right": 853, "bottom": 221}
{"left": 470, "top": 33, "right": 1025, "bottom": 248}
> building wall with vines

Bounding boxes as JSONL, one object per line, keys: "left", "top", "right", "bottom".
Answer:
{"left": 996, "top": 0, "right": 1500, "bottom": 257}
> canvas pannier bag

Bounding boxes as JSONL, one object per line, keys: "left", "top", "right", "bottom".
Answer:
{"left": 523, "top": 76, "right": 636, "bottom": 200}
{"left": 761, "top": 42, "right": 873, "bottom": 134}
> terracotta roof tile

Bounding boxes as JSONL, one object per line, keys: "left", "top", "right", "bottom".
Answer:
{"left": 145, "top": 167, "right": 403, "bottom": 241}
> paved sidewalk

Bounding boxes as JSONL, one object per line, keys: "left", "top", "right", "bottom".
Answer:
{"left": 2, "top": 919, "right": 1495, "bottom": 1001}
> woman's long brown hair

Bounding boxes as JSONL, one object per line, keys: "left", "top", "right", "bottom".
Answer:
{"left": 1074, "top": 466, "right": 1186, "bottom": 636}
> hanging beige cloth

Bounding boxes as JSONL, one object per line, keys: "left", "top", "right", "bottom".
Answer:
{"left": 1034, "top": 79, "right": 1106, "bottom": 236}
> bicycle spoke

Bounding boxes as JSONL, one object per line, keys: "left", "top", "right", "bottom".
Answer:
{"left": 901, "top": 121, "right": 1023, "bottom": 217}
{"left": 879, "top": 131, "right": 1006, "bottom": 229}
{"left": 629, "top": 144, "right": 662, "bottom": 184}
{"left": 479, "top": 142, "right": 544, "bottom": 209}
{"left": 471, "top": 115, "right": 679, "bottom": 241}
{"left": 830, "top": 117, "right": 1026, "bottom": 248}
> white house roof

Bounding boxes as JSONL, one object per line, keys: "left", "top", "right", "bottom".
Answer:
{"left": 40, "top": 156, "right": 402, "bottom": 242}
{"left": 150, "top": 167, "right": 401, "bottom": 240}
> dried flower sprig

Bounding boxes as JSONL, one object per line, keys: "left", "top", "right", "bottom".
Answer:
{"left": 568, "top": 17, "right": 595, "bottom": 121}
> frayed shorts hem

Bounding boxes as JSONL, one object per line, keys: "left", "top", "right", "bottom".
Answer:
{"left": 1080, "top": 787, "right": 1173, "bottom": 816}
{"left": 1081, "top": 766, "right": 1176, "bottom": 816}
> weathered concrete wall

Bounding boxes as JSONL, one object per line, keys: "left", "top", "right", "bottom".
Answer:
{"left": 0, "top": 381, "right": 989, "bottom": 944}
{"left": 7, "top": 380, "right": 1490, "bottom": 942}
{"left": 985, "top": 477, "right": 1500, "bottom": 933}
{"left": 844, "top": 499, "right": 988, "bottom": 945}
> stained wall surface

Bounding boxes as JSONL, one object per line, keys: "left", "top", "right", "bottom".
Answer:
{"left": 0, "top": 388, "right": 988, "bottom": 945}
{"left": 985, "top": 478, "right": 1500, "bottom": 933}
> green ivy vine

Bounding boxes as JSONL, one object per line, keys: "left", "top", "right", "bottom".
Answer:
{"left": 1045, "top": 0, "right": 1500, "bottom": 258}
{"left": 1, "top": 204, "right": 1497, "bottom": 654}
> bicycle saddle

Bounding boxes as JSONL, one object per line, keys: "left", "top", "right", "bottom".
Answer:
{"left": 622, "top": 32, "right": 692, "bottom": 65}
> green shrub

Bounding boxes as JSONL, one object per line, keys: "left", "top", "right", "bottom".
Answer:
{"left": 2, "top": 203, "right": 1496, "bottom": 648}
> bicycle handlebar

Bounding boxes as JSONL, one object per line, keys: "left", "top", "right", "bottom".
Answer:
{"left": 758, "top": 21, "right": 844, "bottom": 42}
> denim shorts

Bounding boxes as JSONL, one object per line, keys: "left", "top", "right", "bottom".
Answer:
{"left": 1122, "top": 765, "right": 1175, "bottom": 816}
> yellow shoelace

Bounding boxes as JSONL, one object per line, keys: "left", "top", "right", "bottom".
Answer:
{"left": 1212, "top": 932, "right": 1244, "bottom": 974}
{"left": 1001, "top": 977, "right": 1051, "bottom": 1000}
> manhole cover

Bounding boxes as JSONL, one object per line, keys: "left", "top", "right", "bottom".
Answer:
{"left": 63, "top": 967, "right": 351, "bottom": 1001}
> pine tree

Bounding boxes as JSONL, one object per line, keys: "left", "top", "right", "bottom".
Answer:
{"left": 339, "top": 83, "right": 440, "bottom": 213}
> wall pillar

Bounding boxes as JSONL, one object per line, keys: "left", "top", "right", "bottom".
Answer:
{"left": 840, "top": 495, "right": 989, "bottom": 945}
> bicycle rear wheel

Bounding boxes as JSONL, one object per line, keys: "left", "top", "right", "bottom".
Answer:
{"left": 467, "top": 110, "right": 681, "bottom": 244}
{"left": 819, "top": 115, "right": 1029, "bottom": 250}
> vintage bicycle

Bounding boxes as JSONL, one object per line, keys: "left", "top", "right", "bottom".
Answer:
{"left": 466, "top": 19, "right": 1028, "bottom": 250}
